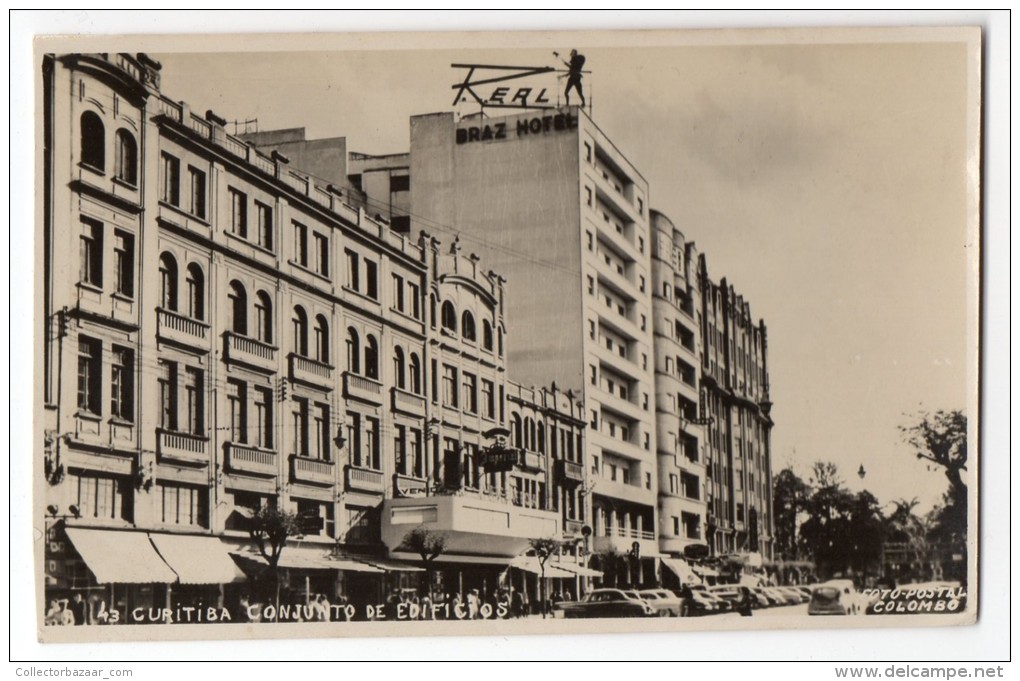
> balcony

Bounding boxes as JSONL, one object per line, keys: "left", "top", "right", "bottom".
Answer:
{"left": 224, "top": 332, "right": 277, "bottom": 373}
{"left": 345, "top": 465, "right": 385, "bottom": 494}
{"left": 156, "top": 308, "right": 209, "bottom": 351}
{"left": 343, "top": 372, "right": 384, "bottom": 405}
{"left": 519, "top": 450, "right": 544, "bottom": 473}
{"left": 226, "top": 443, "right": 278, "bottom": 477}
{"left": 381, "top": 491, "right": 561, "bottom": 558}
{"left": 391, "top": 387, "right": 427, "bottom": 418}
{"left": 593, "top": 525, "right": 658, "bottom": 556}
{"left": 593, "top": 476, "right": 657, "bottom": 507}
{"left": 393, "top": 473, "right": 429, "bottom": 498}
{"left": 290, "top": 455, "right": 335, "bottom": 486}
{"left": 288, "top": 353, "right": 335, "bottom": 391}
{"left": 555, "top": 459, "right": 585, "bottom": 486}
{"left": 564, "top": 518, "right": 586, "bottom": 536}
{"left": 157, "top": 429, "right": 209, "bottom": 465}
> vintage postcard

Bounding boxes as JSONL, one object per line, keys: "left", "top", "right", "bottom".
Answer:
{"left": 32, "top": 25, "right": 981, "bottom": 644}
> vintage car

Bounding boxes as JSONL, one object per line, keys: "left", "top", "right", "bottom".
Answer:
{"left": 638, "top": 589, "right": 684, "bottom": 617}
{"left": 808, "top": 579, "right": 861, "bottom": 616}
{"left": 554, "top": 588, "right": 656, "bottom": 619}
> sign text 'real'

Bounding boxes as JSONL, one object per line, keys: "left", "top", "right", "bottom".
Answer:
{"left": 456, "top": 113, "right": 578, "bottom": 145}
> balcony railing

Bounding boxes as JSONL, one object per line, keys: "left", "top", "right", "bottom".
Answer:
{"left": 290, "top": 455, "right": 335, "bottom": 486}
{"left": 555, "top": 459, "right": 585, "bottom": 486}
{"left": 157, "top": 429, "right": 209, "bottom": 465}
{"left": 343, "top": 372, "right": 384, "bottom": 405}
{"left": 157, "top": 308, "right": 209, "bottom": 350}
{"left": 226, "top": 443, "right": 278, "bottom": 477}
{"left": 288, "top": 353, "right": 334, "bottom": 390}
{"left": 345, "top": 465, "right": 385, "bottom": 494}
{"left": 224, "top": 332, "right": 277, "bottom": 373}
{"left": 603, "top": 526, "right": 656, "bottom": 541}
{"left": 393, "top": 473, "right": 429, "bottom": 497}
{"left": 391, "top": 387, "right": 426, "bottom": 417}
{"left": 519, "top": 450, "right": 544, "bottom": 473}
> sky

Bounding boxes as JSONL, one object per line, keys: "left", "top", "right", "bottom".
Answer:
{"left": 146, "top": 32, "right": 978, "bottom": 513}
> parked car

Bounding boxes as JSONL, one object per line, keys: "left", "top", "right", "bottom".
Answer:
{"left": 639, "top": 589, "right": 683, "bottom": 617}
{"left": 765, "top": 586, "right": 802, "bottom": 606}
{"left": 706, "top": 585, "right": 744, "bottom": 608}
{"left": 777, "top": 586, "right": 810, "bottom": 604}
{"left": 808, "top": 580, "right": 861, "bottom": 616}
{"left": 677, "top": 585, "right": 728, "bottom": 616}
{"left": 555, "top": 589, "right": 656, "bottom": 619}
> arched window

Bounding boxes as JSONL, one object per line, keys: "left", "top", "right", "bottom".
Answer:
{"left": 537, "top": 424, "right": 546, "bottom": 454}
{"left": 158, "top": 253, "right": 178, "bottom": 311}
{"left": 461, "top": 311, "right": 476, "bottom": 342}
{"left": 365, "top": 335, "right": 379, "bottom": 380}
{"left": 80, "top": 111, "right": 105, "bottom": 170}
{"left": 114, "top": 129, "right": 137, "bottom": 185}
{"left": 228, "top": 281, "right": 247, "bottom": 334}
{"left": 511, "top": 414, "right": 523, "bottom": 449}
{"left": 524, "top": 417, "right": 535, "bottom": 450}
{"left": 393, "top": 347, "right": 406, "bottom": 390}
{"left": 346, "top": 327, "right": 360, "bottom": 374}
{"left": 292, "top": 306, "right": 308, "bottom": 356}
{"left": 409, "top": 353, "right": 422, "bottom": 395}
{"left": 441, "top": 301, "right": 457, "bottom": 332}
{"left": 315, "top": 315, "right": 329, "bottom": 364}
{"left": 255, "top": 291, "right": 273, "bottom": 343}
{"left": 185, "top": 263, "right": 204, "bottom": 321}
{"left": 482, "top": 320, "right": 494, "bottom": 351}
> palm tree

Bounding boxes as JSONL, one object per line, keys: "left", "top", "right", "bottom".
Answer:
{"left": 884, "top": 498, "right": 929, "bottom": 581}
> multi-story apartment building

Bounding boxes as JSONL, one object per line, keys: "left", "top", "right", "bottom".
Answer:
{"left": 699, "top": 257, "right": 775, "bottom": 560}
{"left": 650, "top": 212, "right": 710, "bottom": 567}
{"left": 39, "top": 53, "right": 589, "bottom": 619}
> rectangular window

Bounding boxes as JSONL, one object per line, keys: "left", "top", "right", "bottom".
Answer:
{"left": 314, "top": 232, "right": 330, "bottom": 276}
{"left": 410, "top": 428, "right": 424, "bottom": 478}
{"left": 314, "top": 403, "right": 330, "bottom": 461}
{"left": 390, "top": 174, "right": 410, "bottom": 192}
{"left": 430, "top": 358, "right": 439, "bottom": 403}
{"left": 79, "top": 219, "right": 103, "bottom": 288}
{"left": 586, "top": 231, "right": 593, "bottom": 250}
{"left": 158, "top": 360, "right": 178, "bottom": 430}
{"left": 113, "top": 230, "right": 134, "bottom": 297}
{"left": 408, "top": 282, "right": 421, "bottom": 319}
{"left": 442, "top": 365, "right": 458, "bottom": 408}
{"left": 75, "top": 472, "right": 131, "bottom": 521}
{"left": 462, "top": 372, "right": 478, "bottom": 414}
{"left": 392, "top": 274, "right": 405, "bottom": 312}
{"left": 345, "top": 249, "right": 360, "bottom": 291}
{"left": 160, "top": 153, "right": 180, "bottom": 206}
{"left": 226, "top": 379, "right": 246, "bottom": 444}
{"left": 589, "top": 365, "right": 597, "bottom": 386}
{"left": 159, "top": 482, "right": 208, "bottom": 528}
{"left": 229, "top": 188, "right": 247, "bottom": 238}
{"left": 296, "top": 498, "right": 334, "bottom": 539}
{"left": 585, "top": 186, "right": 593, "bottom": 206}
{"left": 587, "top": 276, "right": 594, "bottom": 295}
{"left": 188, "top": 166, "right": 206, "bottom": 219}
{"left": 394, "top": 424, "right": 408, "bottom": 476}
{"left": 292, "top": 398, "right": 309, "bottom": 458}
{"left": 293, "top": 221, "right": 308, "bottom": 266}
{"left": 365, "top": 417, "right": 380, "bottom": 469}
{"left": 588, "top": 320, "right": 596, "bottom": 340}
{"left": 481, "top": 379, "right": 495, "bottom": 419}
{"left": 645, "top": 472, "right": 652, "bottom": 490}
{"left": 682, "top": 512, "right": 700, "bottom": 539}
{"left": 184, "top": 367, "right": 204, "bottom": 435}
{"left": 365, "top": 259, "right": 379, "bottom": 299}
{"left": 347, "top": 412, "right": 363, "bottom": 467}
{"left": 256, "top": 201, "right": 274, "bottom": 251}
{"left": 109, "top": 346, "right": 134, "bottom": 421}
{"left": 254, "top": 387, "right": 273, "bottom": 449}
{"left": 76, "top": 336, "right": 101, "bottom": 414}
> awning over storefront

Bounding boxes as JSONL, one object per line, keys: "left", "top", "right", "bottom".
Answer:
{"left": 65, "top": 527, "right": 177, "bottom": 584}
{"left": 149, "top": 533, "right": 246, "bottom": 585}
{"left": 350, "top": 555, "right": 424, "bottom": 572}
{"left": 549, "top": 561, "right": 603, "bottom": 578}
{"left": 231, "top": 545, "right": 383, "bottom": 573}
{"left": 389, "top": 552, "right": 510, "bottom": 566}
{"left": 661, "top": 557, "right": 702, "bottom": 585}
{"left": 509, "top": 556, "right": 577, "bottom": 579}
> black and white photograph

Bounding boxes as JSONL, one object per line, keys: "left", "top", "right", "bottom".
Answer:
{"left": 17, "top": 15, "right": 1001, "bottom": 664}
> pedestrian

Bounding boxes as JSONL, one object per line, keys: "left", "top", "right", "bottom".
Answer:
{"left": 45, "top": 599, "right": 63, "bottom": 626}
{"left": 313, "top": 593, "right": 330, "bottom": 622}
{"left": 738, "top": 586, "right": 754, "bottom": 617}
{"left": 58, "top": 599, "right": 75, "bottom": 626}
{"left": 511, "top": 588, "right": 525, "bottom": 619}
{"left": 467, "top": 588, "right": 480, "bottom": 619}
{"left": 420, "top": 593, "right": 433, "bottom": 620}
{"left": 560, "top": 49, "right": 587, "bottom": 108}
{"left": 71, "top": 593, "right": 89, "bottom": 625}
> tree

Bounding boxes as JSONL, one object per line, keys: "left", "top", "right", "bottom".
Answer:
{"left": 772, "top": 467, "right": 810, "bottom": 561}
{"left": 846, "top": 490, "right": 884, "bottom": 580}
{"left": 529, "top": 537, "right": 562, "bottom": 619}
{"left": 400, "top": 525, "right": 448, "bottom": 602}
{"left": 246, "top": 506, "right": 300, "bottom": 610}
{"left": 884, "top": 498, "right": 930, "bottom": 582}
{"left": 900, "top": 410, "right": 968, "bottom": 582}
{"left": 799, "top": 462, "right": 854, "bottom": 579}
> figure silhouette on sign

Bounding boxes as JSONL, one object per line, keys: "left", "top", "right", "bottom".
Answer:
{"left": 560, "top": 49, "right": 586, "bottom": 108}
